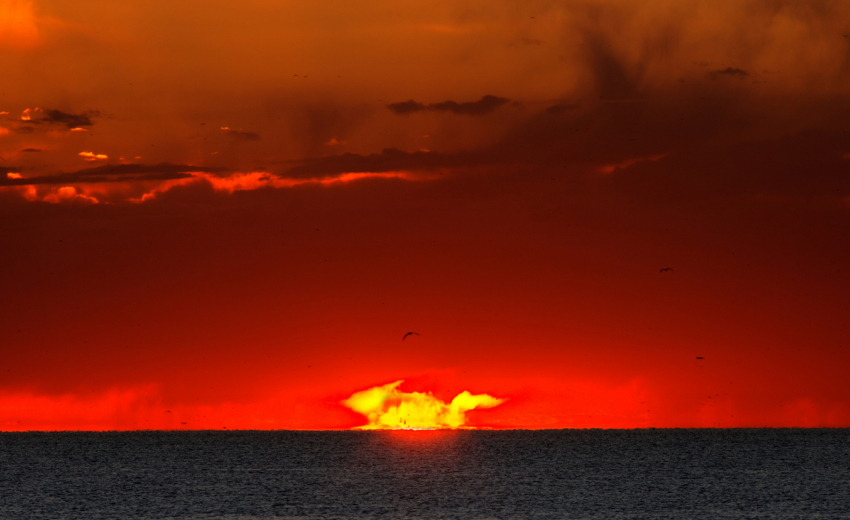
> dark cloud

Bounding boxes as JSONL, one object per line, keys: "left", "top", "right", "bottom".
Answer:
{"left": 21, "top": 148, "right": 42, "bottom": 152}
{"left": 546, "top": 103, "right": 580, "bottom": 114}
{"left": 71, "top": 163, "right": 228, "bottom": 177}
{"left": 584, "top": 34, "right": 643, "bottom": 101}
{"left": 387, "top": 95, "right": 510, "bottom": 115}
{"left": 226, "top": 129, "right": 261, "bottom": 141}
{"left": 0, "top": 163, "right": 227, "bottom": 187}
{"left": 594, "top": 130, "right": 850, "bottom": 213}
{"left": 41, "top": 110, "right": 99, "bottom": 128}
{"left": 385, "top": 100, "right": 426, "bottom": 114}
{"left": 295, "top": 89, "right": 850, "bottom": 210}
{"left": 16, "top": 109, "right": 99, "bottom": 129}
{"left": 285, "top": 148, "right": 492, "bottom": 178}
{"left": 431, "top": 95, "right": 510, "bottom": 115}
{"left": 709, "top": 67, "right": 749, "bottom": 79}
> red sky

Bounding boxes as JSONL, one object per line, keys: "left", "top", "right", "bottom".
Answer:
{"left": 1, "top": 0, "right": 849, "bottom": 430}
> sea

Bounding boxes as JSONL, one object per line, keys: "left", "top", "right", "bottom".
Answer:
{"left": 0, "top": 429, "right": 848, "bottom": 519}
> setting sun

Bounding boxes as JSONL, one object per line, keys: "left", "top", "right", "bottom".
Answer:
{"left": 342, "top": 380, "right": 504, "bottom": 430}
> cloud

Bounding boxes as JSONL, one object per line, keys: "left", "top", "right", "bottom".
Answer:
{"left": 223, "top": 128, "right": 261, "bottom": 141}
{"left": 43, "top": 110, "right": 98, "bottom": 128}
{"left": 42, "top": 186, "right": 98, "bottom": 204}
{"left": 386, "top": 100, "right": 426, "bottom": 114}
{"left": 598, "top": 153, "right": 668, "bottom": 174}
{"left": 20, "top": 148, "right": 40, "bottom": 152}
{"left": 0, "top": 384, "right": 378, "bottom": 431}
{"left": 17, "top": 109, "right": 98, "bottom": 128}
{"left": 709, "top": 67, "right": 749, "bottom": 79}
{"left": 0, "top": 163, "right": 226, "bottom": 187}
{"left": 599, "top": 130, "right": 850, "bottom": 204}
{"left": 79, "top": 151, "right": 108, "bottom": 161}
{"left": 285, "top": 147, "right": 492, "bottom": 178}
{"left": 387, "top": 95, "right": 510, "bottom": 115}
{"left": 545, "top": 103, "right": 580, "bottom": 114}
{"left": 2, "top": 160, "right": 434, "bottom": 202}
{"left": 134, "top": 170, "right": 433, "bottom": 202}
{"left": 583, "top": 33, "right": 643, "bottom": 101}
{"left": 3, "top": 1, "right": 850, "bottom": 209}
{"left": 1, "top": 167, "right": 21, "bottom": 176}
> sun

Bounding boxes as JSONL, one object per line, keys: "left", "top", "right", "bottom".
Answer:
{"left": 342, "top": 380, "right": 505, "bottom": 430}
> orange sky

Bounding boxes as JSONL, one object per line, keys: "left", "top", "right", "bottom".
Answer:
{"left": 1, "top": 0, "right": 850, "bottom": 430}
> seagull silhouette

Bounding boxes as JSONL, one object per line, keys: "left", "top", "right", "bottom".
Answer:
{"left": 402, "top": 332, "right": 420, "bottom": 341}
{"left": 660, "top": 268, "right": 674, "bottom": 273}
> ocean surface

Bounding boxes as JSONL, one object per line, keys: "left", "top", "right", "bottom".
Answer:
{"left": 0, "top": 429, "right": 848, "bottom": 519}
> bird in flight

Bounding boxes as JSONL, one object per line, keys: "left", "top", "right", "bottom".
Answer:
{"left": 402, "top": 332, "right": 420, "bottom": 341}
{"left": 660, "top": 268, "right": 674, "bottom": 273}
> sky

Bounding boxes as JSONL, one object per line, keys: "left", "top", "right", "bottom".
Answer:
{"left": 1, "top": 0, "right": 849, "bottom": 430}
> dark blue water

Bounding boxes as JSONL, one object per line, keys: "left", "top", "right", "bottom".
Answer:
{"left": 1, "top": 429, "right": 848, "bottom": 519}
